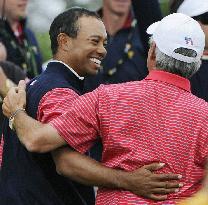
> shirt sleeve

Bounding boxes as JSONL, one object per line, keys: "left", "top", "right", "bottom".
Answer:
{"left": 37, "top": 88, "right": 79, "bottom": 123}
{"left": 49, "top": 87, "right": 101, "bottom": 154}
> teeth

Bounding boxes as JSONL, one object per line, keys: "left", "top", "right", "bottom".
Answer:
{"left": 90, "top": 58, "right": 101, "bottom": 65}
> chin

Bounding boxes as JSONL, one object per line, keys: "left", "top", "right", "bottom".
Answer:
{"left": 88, "top": 69, "right": 98, "bottom": 76}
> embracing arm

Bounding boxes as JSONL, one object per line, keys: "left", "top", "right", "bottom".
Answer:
{"left": 2, "top": 80, "right": 66, "bottom": 153}
{"left": 3, "top": 80, "right": 183, "bottom": 201}
{"left": 52, "top": 146, "right": 183, "bottom": 201}
{"left": 12, "top": 112, "right": 66, "bottom": 153}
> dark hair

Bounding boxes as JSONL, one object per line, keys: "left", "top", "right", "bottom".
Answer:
{"left": 0, "top": 61, "right": 26, "bottom": 83}
{"left": 170, "top": 0, "right": 208, "bottom": 25}
{"left": 49, "top": 7, "right": 101, "bottom": 55}
{"left": 193, "top": 12, "right": 208, "bottom": 25}
{"left": 169, "top": 0, "right": 185, "bottom": 13}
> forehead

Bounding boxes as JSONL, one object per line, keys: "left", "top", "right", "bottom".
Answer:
{"left": 1, "top": 0, "right": 18, "bottom": 6}
{"left": 77, "top": 16, "right": 107, "bottom": 38}
{"left": 3, "top": 0, "right": 17, "bottom": 4}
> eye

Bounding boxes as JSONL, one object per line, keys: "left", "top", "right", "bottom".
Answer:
{"left": 91, "top": 39, "right": 99, "bottom": 45}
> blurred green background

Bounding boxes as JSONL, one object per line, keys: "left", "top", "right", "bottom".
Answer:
{"left": 36, "top": 0, "right": 170, "bottom": 63}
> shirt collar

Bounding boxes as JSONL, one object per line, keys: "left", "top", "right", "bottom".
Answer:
{"left": 49, "top": 60, "right": 84, "bottom": 80}
{"left": 202, "top": 50, "right": 208, "bottom": 60}
{"left": 146, "top": 70, "right": 191, "bottom": 92}
{"left": 122, "top": 12, "right": 133, "bottom": 29}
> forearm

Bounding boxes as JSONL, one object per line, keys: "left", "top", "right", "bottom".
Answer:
{"left": 13, "top": 111, "right": 66, "bottom": 153}
{"left": 52, "top": 147, "right": 129, "bottom": 189}
{"left": 53, "top": 147, "right": 183, "bottom": 200}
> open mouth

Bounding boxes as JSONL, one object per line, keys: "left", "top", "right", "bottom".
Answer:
{"left": 90, "top": 58, "right": 101, "bottom": 67}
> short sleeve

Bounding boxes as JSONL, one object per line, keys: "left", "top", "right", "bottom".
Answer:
{"left": 37, "top": 88, "right": 79, "bottom": 123}
{"left": 50, "top": 88, "right": 101, "bottom": 154}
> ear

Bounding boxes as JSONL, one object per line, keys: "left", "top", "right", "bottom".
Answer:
{"left": 149, "top": 42, "right": 156, "bottom": 60}
{"left": 57, "top": 33, "right": 72, "bottom": 52}
{"left": 147, "top": 42, "right": 156, "bottom": 71}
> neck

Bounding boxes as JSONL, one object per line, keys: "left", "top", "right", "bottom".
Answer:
{"left": 102, "top": 7, "right": 129, "bottom": 36}
{"left": 52, "top": 56, "right": 84, "bottom": 80}
{"left": 53, "top": 54, "right": 68, "bottom": 67}
{"left": 53, "top": 54, "right": 77, "bottom": 73}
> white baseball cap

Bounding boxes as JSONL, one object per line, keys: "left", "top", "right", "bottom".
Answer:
{"left": 177, "top": 0, "right": 208, "bottom": 17}
{"left": 147, "top": 13, "right": 205, "bottom": 63}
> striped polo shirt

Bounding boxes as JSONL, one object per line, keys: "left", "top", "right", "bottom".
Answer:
{"left": 50, "top": 70, "right": 208, "bottom": 204}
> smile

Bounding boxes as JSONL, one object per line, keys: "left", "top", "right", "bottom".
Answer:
{"left": 90, "top": 58, "right": 101, "bottom": 66}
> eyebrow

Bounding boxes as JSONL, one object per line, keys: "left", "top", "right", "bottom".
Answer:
{"left": 88, "top": 35, "right": 99, "bottom": 38}
{"left": 87, "top": 35, "right": 107, "bottom": 40}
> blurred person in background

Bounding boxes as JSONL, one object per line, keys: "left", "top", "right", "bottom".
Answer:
{"left": 0, "top": 0, "right": 42, "bottom": 79}
{"left": 0, "top": 7, "right": 182, "bottom": 205}
{"left": 170, "top": 0, "right": 208, "bottom": 102}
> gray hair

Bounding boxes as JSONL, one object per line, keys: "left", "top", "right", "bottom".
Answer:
{"left": 150, "top": 38, "right": 201, "bottom": 79}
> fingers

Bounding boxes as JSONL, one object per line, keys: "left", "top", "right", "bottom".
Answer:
{"left": 152, "top": 181, "right": 183, "bottom": 189}
{"left": 148, "top": 194, "right": 167, "bottom": 201}
{"left": 156, "top": 173, "right": 182, "bottom": 181}
{"left": 143, "top": 162, "right": 165, "bottom": 171}
{"left": 2, "top": 99, "right": 11, "bottom": 118}
{"left": 152, "top": 188, "right": 179, "bottom": 195}
{"left": 18, "top": 80, "right": 26, "bottom": 92}
{"left": 2, "top": 82, "right": 26, "bottom": 115}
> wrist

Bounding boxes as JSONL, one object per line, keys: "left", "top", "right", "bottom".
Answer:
{"left": 112, "top": 170, "right": 130, "bottom": 190}
{"left": 9, "top": 108, "right": 26, "bottom": 130}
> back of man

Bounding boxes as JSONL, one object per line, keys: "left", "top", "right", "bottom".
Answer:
{"left": 53, "top": 73, "right": 208, "bottom": 204}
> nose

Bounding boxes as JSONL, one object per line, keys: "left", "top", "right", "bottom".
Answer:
{"left": 97, "top": 44, "right": 107, "bottom": 59}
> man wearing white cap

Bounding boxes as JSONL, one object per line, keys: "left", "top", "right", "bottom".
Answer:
{"left": 170, "top": 0, "right": 208, "bottom": 102}
{"left": 2, "top": 13, "right": 208, "bottom": 204}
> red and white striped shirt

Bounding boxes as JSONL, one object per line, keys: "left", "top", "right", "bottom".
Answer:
{"left": 50, "top": 70, "right": 208, "bottom": 205}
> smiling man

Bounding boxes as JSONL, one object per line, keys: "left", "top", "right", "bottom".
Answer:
{"left": 0, "top": 7, "right": 107, "bottom": 205}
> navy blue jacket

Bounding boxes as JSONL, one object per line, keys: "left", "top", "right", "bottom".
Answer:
{"left": 190, "top": 60, "right": 208, "bottom": 102}
{"left": 0, "top": 62, "right": 94, "bottom": 205}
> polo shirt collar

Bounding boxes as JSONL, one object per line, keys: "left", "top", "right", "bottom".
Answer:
{"left": 146, "top": 70, "right": 191, "bottom": 92}
{"left": 50, "top": 60, "right": 84, "bottom": 80}
{"left": 202, "top": 50, "right": 208, "bottom": 60}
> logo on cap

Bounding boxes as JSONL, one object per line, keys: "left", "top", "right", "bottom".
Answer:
{"left": 185, "top": 37, "right": 193, "bottom": 45}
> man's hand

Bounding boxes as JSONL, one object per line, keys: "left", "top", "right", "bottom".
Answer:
{"left": 2, "top": 80, "right": 26, "bottom": 118}
{"left": 0, "top": 66, "right": 9, "bottom": 97}
{"left": 122, "top": 163, "right": 183, "bottom": 201}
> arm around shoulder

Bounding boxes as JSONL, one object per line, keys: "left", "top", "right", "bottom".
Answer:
{"left": 13, "top": 111, "right": 67, "bottom": 153}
